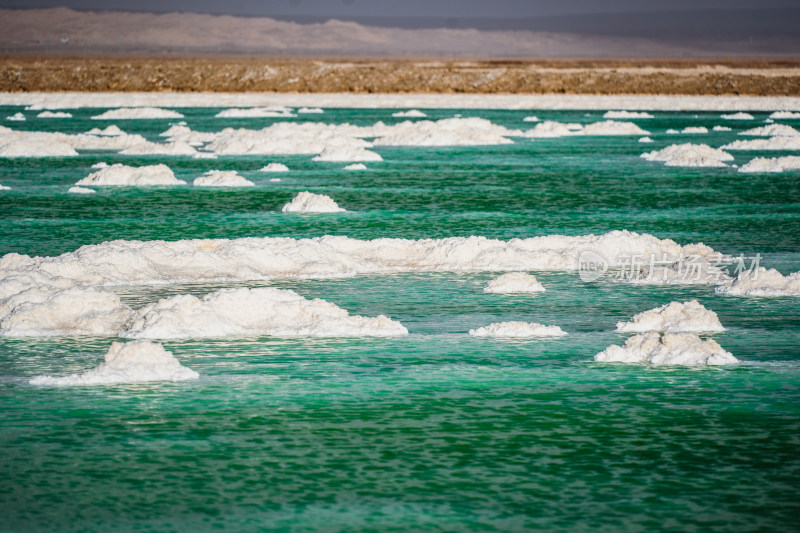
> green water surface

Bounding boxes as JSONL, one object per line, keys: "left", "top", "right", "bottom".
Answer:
{"left": 0, "top": 107, "right": 798, "bottom": 532}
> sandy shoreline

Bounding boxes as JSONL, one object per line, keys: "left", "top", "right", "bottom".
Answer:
{"left": 2, "top": 57, "right": 799, "bottom": 96}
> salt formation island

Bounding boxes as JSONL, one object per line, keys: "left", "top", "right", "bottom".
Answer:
{"left": 641, "top": 144, "right": 733, "bottom": 167}
{"left": 616, "top": 300, "right": 726, "bottom": 333}
{"left": 595, "top": 333, "right": 738, "bottom": 366}
{"left": 91, "top": 107, "right": 184, "bottom": 120}
{"left": 30, "top": 341, "right": 198, "bottom": 386}
{"left": 739, "top": 156, "right": 800, "bottom": 173}
{"left": 75, "top": 164, "right": 186, "bottom": 187}
{"left": 469, "top": 322, "right": 567, "bottom": 338}
{"left": 282, "top": 191, "right": 346, "bottom": 213}
{"left": 483, "top": 272, "right": 546, "bottom": 293}
{"left": 123, "top": 287, "right": 408, "bottom": 339}
{"left": 259, "top": 163, "right": 289, "bottom": 172}
{"left": 716, "top": 267, "right": 800, "bottom": 296}
{"left": 193, "top": 170, "right": 255, "bottom": 187}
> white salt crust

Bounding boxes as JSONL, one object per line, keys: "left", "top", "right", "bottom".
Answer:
{"left": 595, "top": 332, "right": 738, "bottom": 366}
{"left": 722, "top": 136, "right": 800, "bottom": 150}
{"left": 67, "top": 186, "right": 96, "bottom": 194}
{"left": 123, "top": 287, "right": 408, "bottom": 339}
{"left": 468, "top": 321, "right": 566, "bottom": 338}
{"left": 37, "top": 111, "right": 72, "bottom": 118}
{"left": 215, "top": 107, "right": 295, "bottom": 118}
{"left": 641, "top": 143, "right": 733, "bottom": 167}
{"left": 0, "top": 230, "right": 721, "bottom": 287}
{"left": 192, "top": 170, "right": 255, "bottom": 187}
{"left": 616, "top": 300, "right": 725, "bottom": 333}
{"left": 259, "top": 163, "right": 289, "bottom": 172}
{"left": 4, "top": 93, "right": 798, "bottom": 111}
{"left": 738, "top": 156, "right": 800, "bottom": 173}
{"left": 715, "top": 267, "right": 800, "bottom": 296}
{"left": 392, "top": 110, "right": 427, "bottom": 118}
{"left": 483, "top": 272, "right": 546, "bottom": 293}
{"left": 75, "top": 164, "right": 186, "bottom": 186}
{"left": 603, "top": 110, "right": 654, "bottom": 119}
{"left": 738, "top": 124, "right": 800, "bottom": 137}
{"left": 721, "top": 112, "right": 754, "bottom": 120}
{"left": 30, "top": 341, "right": 199, "bottom": 386}
{"left": 281, "top": 191, "right": 345, "bottom": 213}
{"left": 91, "top": 107, "right": 184, "bottom": 120}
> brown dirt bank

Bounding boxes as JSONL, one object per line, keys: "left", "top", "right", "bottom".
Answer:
{"left": 2, "top": 57, "right": 800, "bottom": 95}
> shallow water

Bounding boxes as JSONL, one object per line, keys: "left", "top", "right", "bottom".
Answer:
{"left": 1, "top": 107, "right": 799, "bottom": 532}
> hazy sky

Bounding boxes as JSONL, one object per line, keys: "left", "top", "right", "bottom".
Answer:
{"left": 1, "top": 0, "right": 796, "bottom": 18}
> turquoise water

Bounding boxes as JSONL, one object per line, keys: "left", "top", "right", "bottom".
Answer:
{"left": 1, "top": 108, "right": 799, "bottom": 532}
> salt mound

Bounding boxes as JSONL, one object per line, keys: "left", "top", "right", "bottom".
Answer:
{"left": 0, "top": 286, "right": 133, "bottom": 336}
{"left": 722, "top": 136, "right": 800, "bottom": 150}
{"left": 344, "top": 163, "right": 367, "bottom": 170}
{"left": 595, "top": 332, "right": 737, "bottom": 366}
{"left": 483, "top": 272, "right": 545, "bottom": 293}
{"left": 193, "top": 170, "right": 255, "bottom": 187}
{"left": 523, "top": 121, "right": 581, "bottom": 138}
{"left": 37, "top": 111, "right": 72, "bottom": 118}
{"left": 392, "top": 110, "right": 427, "bottom": 118}
{"left": 371, "top": 117, "right": 519, "bottom": 146}
{"left": 259, "top": 163, "right": 289, "bottom": 172}
{"left": 192, "top": 153, "right": 217, "bottom": 160}
{"left": 769, "top": 111, "right": 800, "bottom": 119}
{"left": 641, "top": 143, "right": 733, "bottom": 167}
{"left": 91, "top": 162, "right": 109, "bottom": 169}
{"left": 215, "top": 107, "right": 295, "bottom": 118}
{"left": 69, "top": 132, "right": 149, "bottom": 151}
{"left": 616, "top": 300, "right": 724, "bottom": 333}
{"left": 124, "top": 287, "right": 407, "bottom": 339}
{"left": 603, "top": 111, "right": 654, "bottom": 119}
{"left": 120, "top": 141, "right": 197, "bottom": 156}
{"left": 0, "top": 184, "right": 10, "bottom": 190}
{"left": 86, "top": 125, "right": 125, "bottom": 136}
{"left": 191, "top": 122, "right": 370, "bottom": 155}
{"left": 91, "top": 108, "right": 184, "bottom": 120}
{"left": 6, "top": 112, "right": 25, "bottom": 121}
{"left": 68, "top": 186, "right": 96, "bottom": 194}
{"left": 582, "top": 121, "right": 649, "bottom": 136}
{"left": 298, "top": 107, "right": 324, "bottom": 113}
{"left": 681, "top": 126, "right": 708, "bottom": 134}
{"left": 469, "top": 321, "right": 566, "bottom": 338}
{"left": 282, "top": 191, "right": 345, "bottom": 213}
{"left": 715, "top": 267, "right": 800, "bottom": 296}
{"left": 721, "top": 112, "right": 754, "bottom": 120}
{"left": 0, "top": 230, "right": 720, "bottom": 287}
{"left": 739, "top": 156, "right": 800, "bottom": 173}
{"left": 312, "top": 146, "right": 383, "bottom": 162}
{"left": 523, "top": 116, "right": 540, "bottom": 122}
{"left": 712, "top": 125, "right": 732, "bottom": 131}
{"left": 75, "top": 164, "right": 186, "bottom": 187}
{"left": 30, "top": 341, "right": 198, "bottom": 386}
{"left": 0, "top": 128, "right": 78, "bottom": 157}
{"left": 739, "top": 124, "right": 800, "bottom": 137}
{"left": 638, "top": 137, "right": 653, "bottom": 143}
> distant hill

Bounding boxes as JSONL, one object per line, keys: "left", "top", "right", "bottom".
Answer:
{"left": 1, "top": 7, "right": 798, "bottom": 57}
